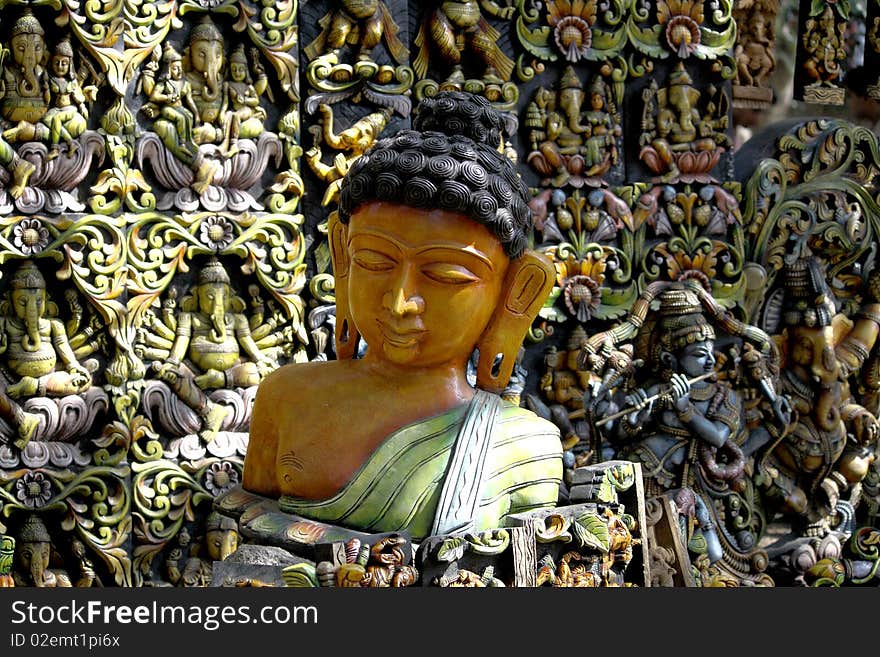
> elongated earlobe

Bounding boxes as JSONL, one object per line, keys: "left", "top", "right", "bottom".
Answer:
{"left": 328, "top": 212, "right": 359, "bottom": 359}
{"left": 476, "top": 250, "right": 555, "bottom": 393}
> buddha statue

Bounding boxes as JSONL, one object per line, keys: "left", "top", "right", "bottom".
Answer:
{"left": 241, "top": 91, "right": 563, "bottom": 542}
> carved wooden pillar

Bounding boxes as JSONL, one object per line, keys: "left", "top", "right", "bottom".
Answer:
{"left": 793, "top": 0, "right": 849, "bottom": 104}
{"left": 733, "top": 0, "right": 781, "bottom": 109}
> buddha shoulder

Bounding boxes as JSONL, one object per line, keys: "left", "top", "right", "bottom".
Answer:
{"left": 254, "top": 360, "right": 360, "bottom": 404}
{"left": 496, "top": 401, "right": 563, "bottom": 450}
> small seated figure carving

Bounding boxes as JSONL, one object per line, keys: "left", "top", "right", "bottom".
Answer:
{"left": 152, "top": 258, "right": 279, "bottom": 443}
{"left": 640, "top": 62, "right": 730, "bottom": 181}
{"left": 41, "top": 37, "right": 93, "bottom": 160}
{"left": 166, "top": 513, "right": 240, "bottom": 587}
{"left": 141, "top": 43, "right": 200, "bottom": 165}
{"left": 218, "top": 45, "right": 268, "bottom": 158}
{"left": 13, "top": 514, "right": 94, "bottom": 587}
{"left": 242, "top": 91, "right": 563, "bottom": 541}
{"left": 0, "top": 261, "right": 91, "bottom": 400}
{"left": 0, "top": 261, "right": 91, "bottom": 448}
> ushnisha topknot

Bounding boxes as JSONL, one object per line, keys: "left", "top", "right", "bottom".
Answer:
{"left": 337, "top": 91, "right": 532, "bottom": 259}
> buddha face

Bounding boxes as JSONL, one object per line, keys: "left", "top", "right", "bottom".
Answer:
{"left": 345, "top": 202, "right": 509, "bottom": 369}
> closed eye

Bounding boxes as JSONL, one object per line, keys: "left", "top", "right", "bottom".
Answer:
{"left": 420, "top": 263, "right": 480, "bottom": 285}
{"left": 352, "top": 249, "right": 396, "bottom": 272}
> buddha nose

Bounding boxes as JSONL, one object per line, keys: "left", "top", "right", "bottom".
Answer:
{"left": 384, "top": 267, "right": 425, "bottom": 317}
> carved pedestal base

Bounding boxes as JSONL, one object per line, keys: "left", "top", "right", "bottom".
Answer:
{"left": 733, "top": 85, "right": 775, "bottom": 109}
{"left": 216, "top": 459, "right": 650, "bottom": 587}
{"left": 803, "top": 83, "right": 846, "bottom": 105}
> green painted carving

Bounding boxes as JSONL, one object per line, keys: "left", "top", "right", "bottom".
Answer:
{"left": 627, "top": 0, "right": 736, "bottom": 61}
{"left": 534, "top": 187, "right": 638, "bottom": 324}
{"left": 234, "top": 0, "right": 300, "bottom": 104}
{"left": 742, "top": 119, "right": 880, "bottom": 295}
{"left": 634, "top": 183, "right": 746, "bottom": 308}
{"left": 435, "top": 530, "right": 511, "bottom": 561}
{"left": 132, "top": 457, "right": 215, "bottom": 586}
{"left": 514, "top": 0, "right": 628, "bottom": 63}
{"left": 0, "top": 465, "right": 132, "bottom": 586}
{"left": 597, "top": 462, "right": 636, "bottom": 503}
{"left": 282, "top": 562, "right": 318, "bottom": 587}
{"left": 127, "top": 212, "right": 307, "bottom": 341}
{"left": 572, "top": 510, "right": 611, "bottom": 552}
{"left": 91, "top": 97, "right": 154, "bottom": 214}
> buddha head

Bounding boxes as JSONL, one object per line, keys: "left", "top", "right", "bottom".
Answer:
{"left": 333, "top": 91, "right": 554, "bottom": 392}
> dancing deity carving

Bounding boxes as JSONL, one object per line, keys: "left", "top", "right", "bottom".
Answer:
{"left": 581, "top": 282, "right": 789, "bottom": 582}
{"left": 757, "top": 256, "right": 880, "bottom": 537}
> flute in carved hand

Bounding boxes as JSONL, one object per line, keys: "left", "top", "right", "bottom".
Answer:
{"left": 593, "top": 371, "right": 716, "bottom": 427}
